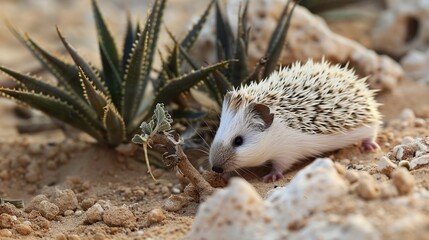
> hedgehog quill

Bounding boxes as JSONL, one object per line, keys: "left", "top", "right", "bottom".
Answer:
{"left": 209, "top": 60, "right": 381, "bottom": 182}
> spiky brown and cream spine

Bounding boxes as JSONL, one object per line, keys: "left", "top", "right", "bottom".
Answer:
{"left": 226, "top": 60, "right": 381, "bottom": 134}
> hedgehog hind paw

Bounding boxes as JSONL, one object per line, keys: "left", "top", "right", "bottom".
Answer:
{"left": 360, "top": 139, "right": 379, "bottom": 153}
{"left": 262, "top": 169, "right": 284, "bottom": 183}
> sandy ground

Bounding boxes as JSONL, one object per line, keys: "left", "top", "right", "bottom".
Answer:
{"left": 0, "top": 1, "right": 429, "bottom": 239}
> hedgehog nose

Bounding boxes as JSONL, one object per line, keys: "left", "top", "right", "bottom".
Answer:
{"left": 212, "top": 166, "right": 224, "bottom": 173}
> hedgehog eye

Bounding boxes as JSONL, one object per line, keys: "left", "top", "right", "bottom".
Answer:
{"left": 232, "top": 136, "right": 244, "bottom": 147}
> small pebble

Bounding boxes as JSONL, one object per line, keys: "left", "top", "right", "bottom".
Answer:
{"left": 39, "top": 200, "right": 59, "bottom": 220}
{"left": 0, "top": 213, "right": 18, "bottom": 228}
{"left": 414, "top": 118, "right": 426, "bottom": 127}
{"left": 333, "top": 162, "right": 346, "bottom": 175}
{"left": 377, "top": 156, "right": 396, "bottom": 175}
{"left": 147, "top": 208, "right": 166, "bottom": 225}
{"left": 56, "top": 234, "right": 67, "bottom": 240}
{"left": 392, "top": 168, "right": 415, "bottom": 195}
{"left": 102, "top": 206, "right": 136, "bottom": 227}
{"left": 63, "top": 210, "right": 74, "bottom": 216}
{"left": 67, "top": 234, "right": 81, "bottom": 240}
{"left": 356, "top": 174, "right": 379, "bottom": 200}
{"left": 14, "top": 223, "right": 32, "bottom": 235}
{"left": 0, "top": 229, "right": 12, "bottom": 237}
{"left": 379, "top": 182, "right": 399, "bottom": 199}
{"left": 398, "top": 160, "right": 411, "bottom": 170}
{"left": 51, "top": 189, "right": 78, "bottom": 214}
{"left": 164, "top": 195, "right": 188, "bottom": 212}
{"left": 80, "top": 198, "right": 96, "bottom": 210}
{"left": 85, "top": 203, "right": 104, "bottom": 224}
{"left": 345, "top": 170, "right": 359, "bottom": 184}
{"left": 74, "top": 210, "right": 83, "bottom": 216}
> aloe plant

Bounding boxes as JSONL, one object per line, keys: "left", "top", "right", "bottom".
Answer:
{"left": 0, "top": 0, "right": 231, "bottom": 147}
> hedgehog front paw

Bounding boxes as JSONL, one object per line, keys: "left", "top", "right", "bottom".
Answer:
{"left": 263, "top": 169, "right": 284, "bottom": 183}
{"left": 360, "top": 139, "right": 379, "bottom": 153}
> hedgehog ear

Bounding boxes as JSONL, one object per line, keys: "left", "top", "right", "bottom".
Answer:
{"left": 250, "top": 103, "right": 274, "bottom": 130}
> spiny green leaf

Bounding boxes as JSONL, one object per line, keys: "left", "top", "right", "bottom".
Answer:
{"left": 180, "top": 0, "right": 215, "bottom": 51}
{"left": 103, "top": 102, "right": 125, "bottom": 146}
{"left": 177, "top": 44, "right": 222, "bottom": 105}
{"left": 153, "top": 60, "right": 232, "bottom": 112}
{"left": 122, "top": 13, "right": 135, "bottom": 76}
{"left": 230, "top": 3, "right": 249, "bottom": 87}
{"left": 99, "top": 44, "right": 122, "bottom": 111}
{"left": 91, "top": 0, "right": 120, "bottom": 73}
{"left": 0, "top": 65, "right": 102, "bottom": 130}
{"left": 0, "top": 88, "right": 104, "bottom": 142}
{"left": 7, "top": 23, "right": 83, "bottom": 99}
{"left": 134, "top": 0, "right": 167, "bottom": 117}
{"left": 215, "top": 0, "right": 235, "bottom": 62}
{"left": 56, "top": 27, "right": 109, "bottom": 97}
{"left": 78, "top": 67, "right": 109, "bottom": 119}
{"left": 264, "top": 0, "right": 298, "bottom": 77}
{"left": 212, "top": 71, "right": 233, "bottom": 97}
{"left": 122, "top": 30, "right": 147, "bottom": 124}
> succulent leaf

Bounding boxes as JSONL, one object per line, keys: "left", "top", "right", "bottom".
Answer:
{"left": 0, "top": 88, "right": 104, "bottom": 141}
{"left": 263, "top": 0, "right": 298, "bottom": 77}
{"left": 99, "top": 44, "right": 122, "bottom": 110}
{"left": 152, "top": 60, "right": 232, "bottom": 111}
{"left": 122, "top": 30, "right": 146, "bottom": 124}
{"left": 122, "top": 14, "right": 135, "bottom": 76}
{"left": 91, "top": 0, "right": 120, "bottom": 73}
{"left": 78, "top": 67, "right": 109, "bottom": 119}
{"left": 177, "top": 45, "right": 223, "bottom": 105}
{"left": 215, "top": 0, "right": 235, "bottom": 62}
{"left": 0, "top": 65, "right": 100, "bottom": 123}
{"left": 56, "top": 27, "right": 109, "bottom": 97}
{"left": 7, "top": 23, "right": 83, "bottom": 99}
{"left": 134, "top": 0, "right": 167, "bottom": 117}
{"left": 103, "top": 102, "right": 126, "bottom": 146}
{"left": 180, "top": 0, "right": 215, "bottom": 52}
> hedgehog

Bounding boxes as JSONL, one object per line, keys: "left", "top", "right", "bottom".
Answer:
{"left": 209, "top": 60, "right": 381, "bottom": 182}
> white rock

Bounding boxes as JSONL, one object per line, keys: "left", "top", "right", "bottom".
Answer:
{"left": 188, "top": 178, "right": 271, "bottom": 240}
{"left": 289, "top": 214, "right": 380, "bottom": 240}
{"left": 265, "top": 158, "right": 348, "bottom": 229}
{"left": 410, "top": 154, "right": 429, "bottom": 169}
{"left": 188, "top": 158, "right": 349, "bottom": 239}
{"left": 377, "top": 156, "right": 397, "bottom": 175}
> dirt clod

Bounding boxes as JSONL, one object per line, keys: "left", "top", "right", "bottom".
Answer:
{"left": 38, "top": 200, "right": 59, "bottom": 220}
{"left": 0, "top": 229, "right": 12, "bottom": 238}
{"left": 0, "top": 213, "right": 18, "bottom": 228}
{"left": 164, "top": 195, "right": 188, "bottom": 212}
{"left": 85, "top": 203, "right": 104, "bottom": 224}
{"left": 392, "top": 168, "right": 415, "bottom": 195}
{"left": 14, "top": 223, "right": 32, "bottom": 235}
{"left": 51, "top": 189, "right": 78, "bottom": 214}
{"left": 147, "top": 208, "right": 166, "bottom": 225}
{"left": 102, "top": 206, "right": 136, "bottom": 228}
{"left": 356, "top": 175, "right": 380, "bottom": 200}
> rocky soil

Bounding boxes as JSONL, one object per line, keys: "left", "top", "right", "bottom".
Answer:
{"left": 1, "top": 0, "right": 429, "bottom": 239}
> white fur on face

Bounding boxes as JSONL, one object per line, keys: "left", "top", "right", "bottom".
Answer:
{"left": 209, "top": 101, "right": 272, "bottom": 171}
